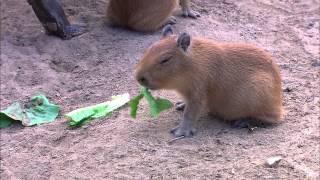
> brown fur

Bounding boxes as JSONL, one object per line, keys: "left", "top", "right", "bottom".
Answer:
{"left": 135, "top": 34, "right": 283, "bottom": 126}
{"left": 107, "top": 0, "right": 199, "bottom": 32}
{"left": 106, "top": 0, "right": 178, "bottom": 32}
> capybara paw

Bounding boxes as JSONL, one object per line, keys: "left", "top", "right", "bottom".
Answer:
{"left": 63, "top": 24, "right": 86, "bottom": 40}
{"left": 182, "top": 9, "right": 200, "bottom": 18}
{"left": 231, "top": 118, "right": 268, "bottom": 129}
{"left": 175, "top": 101, "right": 185, "bottom": 111}
{"left": 166, "top": 16, "right": 177, "bottom": 25}
{"left": 170, "top": 125, "right": 196, "bottom": 137}
{"left": 231, "top": 119, "right": 250, "bottom": 128}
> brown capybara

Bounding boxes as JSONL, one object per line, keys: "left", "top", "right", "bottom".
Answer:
{"left": 135, "top": 25, "right": 283, "bottom": 137}
{"left": 106, "top": 0, "right": 200, "bottom": 32}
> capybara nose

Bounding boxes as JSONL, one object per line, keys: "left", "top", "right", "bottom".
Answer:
{"left": 138, "top": 76, "right": 148, "bottom": 86}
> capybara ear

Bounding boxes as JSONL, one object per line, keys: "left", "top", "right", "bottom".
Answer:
{"left": 162, "top": 25, "right": 174, "bottom": 38}
{"left": 177, "top": 32, "right": 191, "bottom": 52}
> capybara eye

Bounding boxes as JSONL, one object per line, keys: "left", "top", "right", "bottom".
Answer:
{"left": 160, "top": 58, "right": 170, "bottom": 65}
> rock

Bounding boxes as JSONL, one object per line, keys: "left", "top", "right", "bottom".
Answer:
{"left": 283, "top": 87, "right": 293, "bottom": 93}
{"left": 265, "top": 156, "right": 282, "bottom": 167}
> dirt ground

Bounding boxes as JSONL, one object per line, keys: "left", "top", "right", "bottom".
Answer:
{"left": 1, "top": 0, "right": 319, "bottom": 179}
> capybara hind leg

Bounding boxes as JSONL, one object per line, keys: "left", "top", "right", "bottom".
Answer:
{"left": 256, "top": 114, "right": 283, "bottom": 124}
{"left": 166, "top": 16, "right": 177, "bottom": 25}
{"left": 107, "top": 17, "right": 122, "bottom": 28}
{"left": 230, "top": 118, "right": 268, "bottom": 129}
{"left": 180, "top": 0, "right": 200, "bottom": 18}
{"left": 106, "top": 11, "right": 122, "bottom": 28}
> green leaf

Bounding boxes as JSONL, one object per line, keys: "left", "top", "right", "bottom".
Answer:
{"left": 24, "top": 95, "right": 60, "bottom": 126}
{"left": 0, "top": 113, "right": 13, "bottom": 128}
{"left": 155, "top": 98, "right": 173, "bottom": 113}
{"left": 141, "top": 87, "right": 159, "bottom": 118}
{"left": 130, "top": 87, "right": 173, "bottom": 119}
{"left": 129, "top": 93, "right": 144, "bottom": 118}
{"left": 0, "top": 95, "right": 60, "bottom": 128}
{"left": 65, "top": 93, "right": 130, "bottom": 127}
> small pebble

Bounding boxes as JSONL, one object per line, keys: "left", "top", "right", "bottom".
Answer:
{"left": 283, "top": 87, "right": 293, "bottom": 93}
{"left": 265, "top": 156, "right": 282, "bottom": 167}
{"left": 308, "top": 22, "right": 314, "bottom": 27}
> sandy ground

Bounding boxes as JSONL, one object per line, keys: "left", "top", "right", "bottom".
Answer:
{"left": 1, "top": 0, "right": 319, "bottom": 179}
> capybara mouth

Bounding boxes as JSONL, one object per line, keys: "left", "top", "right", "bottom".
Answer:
{"left": 142, "top": 84, "right": 157, "bottom": 91}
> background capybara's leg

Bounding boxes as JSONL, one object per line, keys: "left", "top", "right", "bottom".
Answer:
{"left": 27, "top": 0, "right": 86, "bottom": 39}
{"left": 179, "top": 0, "right": 200, "bottom": 18}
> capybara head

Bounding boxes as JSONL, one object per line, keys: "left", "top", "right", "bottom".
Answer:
{"left": 135, "top": 25, "right": 191, "bottom": 90}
